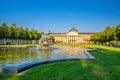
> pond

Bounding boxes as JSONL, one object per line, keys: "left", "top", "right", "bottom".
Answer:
{"left": 0, "top": 46, "right": 95, "bottom": 74}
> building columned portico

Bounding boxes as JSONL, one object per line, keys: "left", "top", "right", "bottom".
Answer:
{"left": 50, "top": 27, "right": 95, "bottom": 43}
{"left": 67, "top": 28, "right": 79, "bottom": 43}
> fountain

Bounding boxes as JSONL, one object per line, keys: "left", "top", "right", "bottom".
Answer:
{"left": 37, "top": 34, "right": 53, "bottom": 49}
{"left": 0, "top": 33, "right": 96, "bottom": 74}
{"left": 0, "top": 46, "right": 96, "bottom": 74}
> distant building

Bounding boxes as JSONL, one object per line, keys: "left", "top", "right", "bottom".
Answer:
{"left": 50, "top": 27, "right": 95, "bottom": 43}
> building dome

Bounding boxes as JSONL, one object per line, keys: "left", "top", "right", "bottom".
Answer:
{"left": 68, "top": 27, "right": 78, "bottom": 32}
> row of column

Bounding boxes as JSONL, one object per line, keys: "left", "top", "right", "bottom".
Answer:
{"left": 67, "top": 35, "right": 79, "bottom": 43}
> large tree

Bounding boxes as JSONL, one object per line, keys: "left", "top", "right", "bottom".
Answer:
{"left": 91, "top": 26, "right": 117, "bottom": 44}
{"left": 0, "top": 25, "right": 2, "bottom": 39}
{"left": 24, "top": 28, "right": 31, "bottom": 40}
{"left": 31, "top": 29, "right": 38, "bottom": 40}
{"left": 90, "top": 32, "right": 104, "bottom": 44}
{"left": 0, "top": 23, "right": 43, "bottom": 41}
{"left": 37, "top": 33, "right": 42, "bottom": 40}
{"left": 9, "top": 23, "right": 17, "bottom": 39}
{"left": 102, "top": 26, "right": 116, "bottom": 43}
{"left": 14, "top": 27, "right": 20, "bottom": 39}
{"left": 0, "top": 23, "right": 8, "bottom": 39}
{"left": 116, "top": 24, "right": 120, "bottom": 40}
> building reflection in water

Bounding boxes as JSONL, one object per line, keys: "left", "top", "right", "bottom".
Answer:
{"left": 0, "top": 46, "right": 87, "bottom": 67}
{"left": 53, "top": 46, "right": 84, "bottom": 55}
{"left": 36, "top": 49, "right": 51, "bottom": 60}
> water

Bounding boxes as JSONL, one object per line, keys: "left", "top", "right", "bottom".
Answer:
{"left": 0, "top": 46, "right": 88, "bottom": 67}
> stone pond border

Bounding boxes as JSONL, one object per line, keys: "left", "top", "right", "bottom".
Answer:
{"left": 0, "top": 49, "right": 97, "bottom": 74}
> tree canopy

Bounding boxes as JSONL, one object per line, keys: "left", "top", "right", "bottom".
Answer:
{"left": 0, "top": 23, "right": 42, "bottom": 40}
{"left": 90, "top": 25, "right": 119, "bottom": 44}
{"left": 116, "top": 24, "right": 120, "bottom": 40}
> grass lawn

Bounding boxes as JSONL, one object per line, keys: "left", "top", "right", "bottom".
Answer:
{"left": 0, "top": 44, "right": 120, "bottom": 80}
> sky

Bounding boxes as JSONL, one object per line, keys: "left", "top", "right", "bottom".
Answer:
{"left": 0, "top": 0, "right": 120, "bottom": 33}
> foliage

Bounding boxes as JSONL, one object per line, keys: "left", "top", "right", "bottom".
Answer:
{"left": 50, "top": 36, "right": 55, "bottom": 43}
{"left": 0, "top": 23, "right": 42, "bottom": 40}
{"left": 90, "top": 32, "right": 104, "bottom": 43}
{"left": 0, "top": 23, "right": 8, "bottom": 39}
{"left": 116, "top": 24, "right": 120, "bottom": 40}
{"left": 90, "top": 26, "right": 117, "bottom": 44}
{"left": 103, "top": 26, "right": 116, "bottom": 42}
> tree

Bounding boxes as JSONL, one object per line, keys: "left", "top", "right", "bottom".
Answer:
{"left": 24, "top": 28, "right": 31, "bottom": 40}
{"left": 50, "top": 36, "right": 55, "bottom": 43}
{"left": 102, "top": 26, "right": 116, "bottom": 43}
{"left": 14, "top": 27, "right": 21, "bottom": 39}
{"left": 18, "top": 27, "right": 25, "bottom": 39}
{"left": 116, "top": 24, "right": 120, "bottom": 40}
{"left": 9, "top": 23, "right": 17, "bottom": 39}
{"left": 90, "top": 33, "right": 98, "bottom": 43}
{"left": 0, "top": 23, "right": 8, "bottom": 39}
{"left": 0, "top": 25, "right": 2, "bottom": 39}
{"left": 0, "top": 23, "right": 43, "bottom": 44}
{"left": 31, "top": 29, "right": 38, "bottom": 40}
{"left": 91, "top": 26, "right": 117, "bottom": 45}
{"left": 91, "top": 32, "right": 103, "bottom": 44}
{"left": 37, "top": 33, "right": 42, "bottom": 40}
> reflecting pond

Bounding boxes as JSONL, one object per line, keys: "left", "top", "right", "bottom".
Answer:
{"left": 0, "top": 46, "right": 88, "bottom": 67}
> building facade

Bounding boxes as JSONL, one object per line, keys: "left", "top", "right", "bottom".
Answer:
{"left": 50, "top": 27, "right": 95, "bottom": 43}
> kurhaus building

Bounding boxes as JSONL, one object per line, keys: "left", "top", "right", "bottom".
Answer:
{"left": 50, "top": 27, "right": 95, "bottom": 43}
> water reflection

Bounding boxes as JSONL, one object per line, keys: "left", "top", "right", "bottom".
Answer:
{"left": 54, "top": 46, "right": 84, "bottom": 55}
{"left": 0, "top": 46, "right": 87, "bottom": 67}
{"left": 0, "top": 48, "right": 37, "bottom": 66}
{"left": 36, "top": 49, "right": 51, "bottom": 60}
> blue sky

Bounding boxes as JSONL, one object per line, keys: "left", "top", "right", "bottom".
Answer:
{"left": 0, "top": 0, "right": 120, "bottom": 33}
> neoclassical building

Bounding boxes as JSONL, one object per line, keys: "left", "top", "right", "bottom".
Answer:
{"left": 50, "top": 27, "right": 95, "bottom": 43}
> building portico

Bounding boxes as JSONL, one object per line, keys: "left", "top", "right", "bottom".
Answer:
{"left": 50, "top": 27, "right": 94, "bottom": 43}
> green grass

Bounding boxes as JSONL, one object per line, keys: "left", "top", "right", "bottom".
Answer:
{"left": 0, "top": 44, "right": 120, "bottom": 80}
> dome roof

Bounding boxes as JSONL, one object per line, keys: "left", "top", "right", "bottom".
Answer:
{"left": 69, "top": 27, "right": 78, "bottom": 32}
